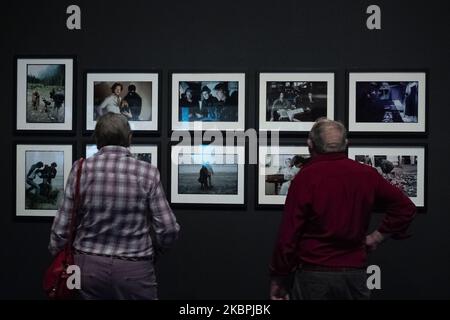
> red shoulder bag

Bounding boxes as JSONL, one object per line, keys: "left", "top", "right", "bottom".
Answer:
{"left": 43, "top": 158, "right": 84, "bottom": 299}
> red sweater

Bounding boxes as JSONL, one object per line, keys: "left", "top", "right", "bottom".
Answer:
{"left": 270, "top": 152, "right": 416, "bottom": 276}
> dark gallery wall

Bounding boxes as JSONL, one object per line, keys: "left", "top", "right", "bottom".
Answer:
{"left": 1, "top": 0, "right": 449, "bottom": 299}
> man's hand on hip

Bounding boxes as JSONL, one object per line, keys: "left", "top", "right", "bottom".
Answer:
{"left": 366, "top": 230, "right": 386, "bottom": 251}
{"left": 270, "top": 278, "right": 290, "bottom": 300}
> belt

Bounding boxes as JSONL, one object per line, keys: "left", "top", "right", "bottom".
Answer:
{"left": 74, "top": 249, "right": 152, "bottom": 262}
{"left": 301, "top": 264, "right": 365, "bottom": 272}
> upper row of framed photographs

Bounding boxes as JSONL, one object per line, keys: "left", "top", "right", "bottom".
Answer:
{"left": 16, "top": 57, "right": 427, "bottom": 134}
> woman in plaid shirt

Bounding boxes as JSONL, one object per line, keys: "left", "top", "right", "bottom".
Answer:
{"left": 49, "top": 113, "right": 180, "bottom": 300}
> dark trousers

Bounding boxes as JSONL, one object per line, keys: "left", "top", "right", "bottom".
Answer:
{"left": 291, "top": 269, "right": 370, "bottom": 300}
{"left": 74, "top": 254, "right": 157, "bottom": 300}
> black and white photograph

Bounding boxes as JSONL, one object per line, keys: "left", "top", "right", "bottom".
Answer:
{"left": 258, "top": 146, "right": 310, "bottom": 205}
{"left": 16, "top": 58, "right": 73, "bottom": 131}
{"left": 171, "top": 145, "right": 245, "bottom": 204}
{"left": 348, "top": 146, "right": 425, "bottom": 207}
{"left": 348, "top": 72, "right": 426, "bottom": 132}
{"left": 86, "top": 144, "right": 158, "bottom": 167}
{"left": 86, "top": 73, "right": 159, "bottom": 131}
{"left": 16, "top": 144, "right": 72, "bottom": 217}
{"left": 171, "top": 73, "right": 245, "bottom": 131}
{"left": 259, "top": 73, "right": 334, "bottom": 132}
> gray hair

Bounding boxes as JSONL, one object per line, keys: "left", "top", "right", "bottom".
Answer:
{"left": 308, "top": 118, "right": 347, "bottom": 153}
{"left": 94, "top": 113, "right": 131, "bottom": 149}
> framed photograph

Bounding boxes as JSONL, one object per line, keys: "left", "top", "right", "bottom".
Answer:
{"left": 259, "top": 72, "right": 335, "bottom": 132}
{"left": 348, "top": 146, "right": 426, "bottom": 208}
{"left": 86, "top": 72, "right": 159, "bottom": 131}
{"left": 15, "top": 144, "right": 73, "bottom": 217}
{"left": 258, "top": 146, "right": 310, "bottom": 205}
{"left": 85, "top": 144, "right": 158, "bottom": 167}
{"left": 171, "top": 73, "right": 245, "bottom": 131}
{"left": 348, "top": 72, "right": 426, "bottom": 133}
{"left": 170, "top": 145, "right": 245, "bottom": 205}
{"left": 16, "top": 57, "right": 74, "bottom": 131}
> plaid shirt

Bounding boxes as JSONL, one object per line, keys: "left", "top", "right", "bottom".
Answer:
{"left": 49, "top": 146, "right": 180, "bottom": 258}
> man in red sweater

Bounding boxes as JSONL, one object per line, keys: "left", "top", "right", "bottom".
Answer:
{"left": 269, "top": 119, "right": 416, "bottom": 300}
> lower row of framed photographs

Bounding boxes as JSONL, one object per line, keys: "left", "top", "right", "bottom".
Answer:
{"left": 16, "top": 57, "right": 427, "bottom": 134}
{"left": 14, "top": 143, "right": 426, "bottom": 218}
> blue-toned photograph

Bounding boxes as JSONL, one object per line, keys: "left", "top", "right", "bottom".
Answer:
{"left": 178, "top": 81, "right": 239, "bottom": 122}
{"left": 356, "top": 81, "right": 419, "bottom": 123}
{"left": 178, "top": 153, "right": 238, "bottom": 195}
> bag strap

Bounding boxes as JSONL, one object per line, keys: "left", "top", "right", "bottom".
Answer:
{"left": 66, "top": 158, "right": 84, "bottom": 252}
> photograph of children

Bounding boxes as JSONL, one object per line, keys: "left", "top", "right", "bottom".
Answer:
{"left": 171, "top": 145, "right": 245, "bottom": 204}
{"left": 17, "top": 58, "right": 73, "bottom": 131}
{"left": 355, "top": 81, "right": 419, "bottom": 123}
{"left": 348, "top": 72, "right": 426, "bottom": 132}
{"left": 26, "top": 64, "right": 65, "bottom": 123}
{"left": 178, "top": 81, "right": 239, "bottom": 122}
{"left": 86, "top": 73, "right": 159, "bottom": 131}
{"left": 258, "top": 146, "right": 310, "bottom": 205}
{"left": 86, "top": 144, "right": 157, "bottom": 167}
{"left": 259, "top": 73, "right": 335, "bottom": 132}
{"left": 16, "top": 144, "right": 72, "bottom": 217}
{"left": 265, "top": 82, "right": 327, "bottom": 122}
{"left": 172, "top": 73, "right": 245, "bottom": 131}
{"left": 348, "top": 146, "right": 425, "bottom": 207}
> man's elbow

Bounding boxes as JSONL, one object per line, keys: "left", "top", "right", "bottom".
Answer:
{"left": 404, "top": 199, "right": 417, "bottom": 219}
{"left": 407, "top": 200, "right": 417, "bottom": 219}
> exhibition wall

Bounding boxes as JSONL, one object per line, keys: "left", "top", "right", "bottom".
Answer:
{"left": 1, "top": 0, "right": 449, "bottom": 299}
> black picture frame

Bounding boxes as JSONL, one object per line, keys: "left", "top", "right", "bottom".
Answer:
{"left": 14, "top": 55, "right": 77, "bottom": 135}
{"left": 255, "top": 140, "right": 310, "bottom": 210}
{"left": 347, "top": 142, "right": 427, "bottom": 212}
{"left": 83, "top": 70, "right": 162, "bottom": 136}
{"left": 346, "top": 70, "right": 428, "bottom": 136}
{"left": 168, "top": 141, "right": 247, "bottom": 209}
{"left": 257, "top": 70, "right": 336, "bottom": 134}
{"left": 13, "top": 141, "right": 76, "bottom": 220}
{"left": 169, "top": 71, "right": 247, "bottom": 133}
{"left": 82, "top": 140, "right": 161, "bottom": 171}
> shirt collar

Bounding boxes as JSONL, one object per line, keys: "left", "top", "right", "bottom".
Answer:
{"left": 97, "top": 145, "right": 131, "bottom": 156}
{"left": 308, "top": 152, "right": 347, "bottom": 165}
